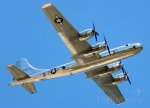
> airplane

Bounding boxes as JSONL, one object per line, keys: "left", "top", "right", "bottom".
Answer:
{"left": 7, "top": 3, "right": 143, "bottom": 104}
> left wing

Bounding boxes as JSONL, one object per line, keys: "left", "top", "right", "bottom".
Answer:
{"left": 86, "top": 67, "right": 125, "bottom": 104}
{"left": 42, "top": 3, "right": 92, "bottom": 58}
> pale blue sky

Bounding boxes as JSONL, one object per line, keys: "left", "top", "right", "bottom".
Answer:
{"left": 0, "top": 0, "right": 149, "bottom": 108}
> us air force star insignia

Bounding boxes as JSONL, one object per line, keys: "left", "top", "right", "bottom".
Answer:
{"left": 54, "top": 16, "right": 63, "bottom": 25}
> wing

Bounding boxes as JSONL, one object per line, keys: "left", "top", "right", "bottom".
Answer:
{"left": 86, "top": 68, "right": 125, "bottom": 104}
{"left": 42, "top": 3, "right": 92, "bottom": 56}
{"left": 42, "top": 3, "right": 125, "bottom": 104}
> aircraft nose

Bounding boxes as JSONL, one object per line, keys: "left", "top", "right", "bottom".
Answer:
{"left": 135, "top": 43, "right": 143, "bottom": 49}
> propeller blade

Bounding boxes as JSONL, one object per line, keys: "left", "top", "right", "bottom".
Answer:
{"left": 104, "top": 35, "right": 107, "bottom": 44}
{"left": 95, "top": 32, "right": 99, "bottom": 42}
{"left": 93, "top": 22, "right": 95, "bottom": 31}
{"left": 103, "top": 34, "right": 111, "bottom": 55}
{"left": 121, "top": 66, "right": 126, "bottom": 74}
{"left": 127, "top": 76, "right": 131, "bottom": 85}
{"left": 119, "top": 61, "right": 122, "bottom": 65}
{"left": 95, "top": 32, "right": 99, "bottom": 36}
{"left": 95, "top": 35, "right": 98, "bottom": 42}
{"left": 92, "top": 22, "right": 99, "bottom": 42}
{"left": 107, "top": 45, "right": 111, "bottom": 55}
{"left": 121, "top": 65, "right": 131, "bottom": 85}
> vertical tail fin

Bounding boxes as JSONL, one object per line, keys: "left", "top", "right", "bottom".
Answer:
{"left": 16, "top": 58, "right": 49, "bottom": 76}
{"left": 8, "top": 58, "right": 49, "bottom": 94}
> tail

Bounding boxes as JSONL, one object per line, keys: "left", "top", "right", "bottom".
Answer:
{"left": 16, "top": 58, "right": 49, "bottom": 76}
{"left": 7, "top": 64, "right": 37, "bottom": 94}
{"left": 7, "top": 58, "right": 48, "bottom": 94}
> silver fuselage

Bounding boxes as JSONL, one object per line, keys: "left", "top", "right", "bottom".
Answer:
{"left": 11, "top": 43, "right": 143, "bottom": 86}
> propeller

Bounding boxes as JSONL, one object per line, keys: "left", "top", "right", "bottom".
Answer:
{"left": 103, "top": 34, "right": 111, "bottom": 55}
{"left": 92, "top": 22, "right": 99, "bottom": 42}
{"left": 119, "top": 61, "right": 131, "bottom": 85}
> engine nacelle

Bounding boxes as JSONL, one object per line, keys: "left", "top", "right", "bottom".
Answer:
{"left": 108, "top": 75, "right": 127, "bottom": 85}
{"left": 84, "top": 42, "right": 107, "bottom": 58}
{"left": 73, "top": 42, "right": 107, "bottom": 59}
{"left": 87, "top": 63, "right": 122, "bottom": 78}
{"left": 79, "top": 29, "right": 94, "bottom": 41}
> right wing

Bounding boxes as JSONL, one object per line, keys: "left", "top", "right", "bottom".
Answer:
{"left": 42, "top": 3, "right": 92, "bottom": 58}
{"left": 42, "top": 3, "right": 125, "bottom": 104}
{"left": 86, "top": 67, "right": 125, "bottom": 104}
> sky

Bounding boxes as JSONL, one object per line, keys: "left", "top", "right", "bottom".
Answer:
{"left": 0, "top": 0, "right": 150, "bottom": 108}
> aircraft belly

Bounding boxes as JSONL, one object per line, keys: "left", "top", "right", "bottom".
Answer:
{"left": 11, "top": 48, "right": 140, "bottom": 86}
{"left": 11, "top": 70, "right": 72, "bottom": 86}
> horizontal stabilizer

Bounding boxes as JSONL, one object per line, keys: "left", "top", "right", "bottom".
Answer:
{"left": 7, "top": 65, "right": 30, "bottom": 81}
{"left": 22, "top": 83, "right": 36, "bottom": 94}
{"left": 7, "top": 65, "right": 37, "bottom": 94}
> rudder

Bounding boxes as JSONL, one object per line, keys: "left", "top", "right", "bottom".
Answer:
{"left": 16, "top": 58, "right": 48, "bottom": 76}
